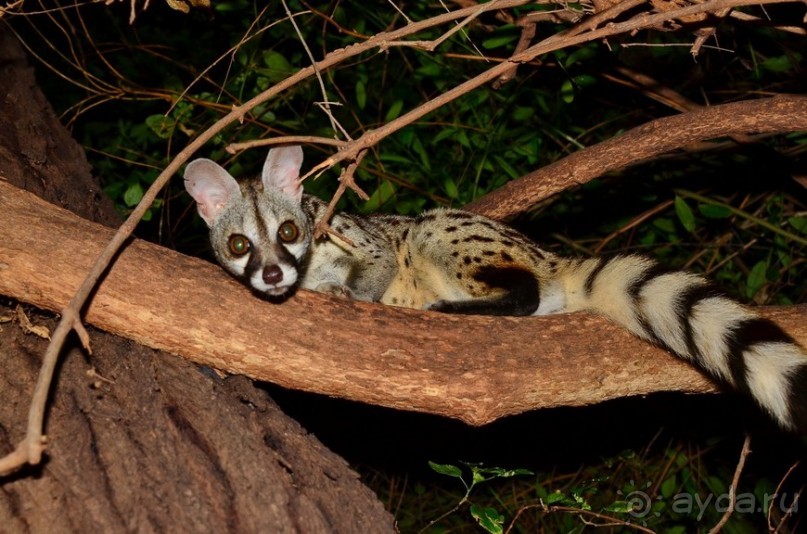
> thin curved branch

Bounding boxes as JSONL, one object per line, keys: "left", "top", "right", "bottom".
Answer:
{"left": 465, "top": 95, "right": 807, "bottom": 218}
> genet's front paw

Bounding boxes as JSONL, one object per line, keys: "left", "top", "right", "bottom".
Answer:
{"left": 316, "top": 282, "right": 354, "bottom": 300}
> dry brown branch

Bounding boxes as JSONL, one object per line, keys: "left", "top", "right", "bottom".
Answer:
{"left": 600, "top": 65, "right": 758, "bottom": 147}
{"left": 506, "top": 502, "right": 657, "bottom": 534}
{"left": 707, "top": 435, "right": 752, "bottom": 534}
{"left": 492, "top": 19, "right": 537, "bottom": 89}
{"left": 466, "top": 95, "right": 807, "bottom": 219}
{"left": 225, "top": 135, "right": 347, "bottom": 154}
{"left": 729, "top": 9, "right": 807, "bottom": 34}
{"left": 768, "top": 461, "right": 801, "bottom": 532}
{"left": 313, "top": 149, "right": 370, "bottom": 241}
{"left": 279, "top": 0, "right": 342, "bottom": 137}
{"left": 560, "top": 0, "right": 647, "bottom": 38}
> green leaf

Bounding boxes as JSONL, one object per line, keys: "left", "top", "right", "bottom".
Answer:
{"left": 699, "top": 203, "right": 732, "bottom": 219}
{"left": 123, "top": 183, "right": 144, "bottom": 208}
{"left": 456, "top": 129, "right": 471, "bottom": 149}
{"left": 145, "top": 114, "right": 175, "bottom": 139}
{"left": 355, "top": 80, "right": 366, "bottom": 110}
{"left": 482, "top": 34, "right": 518, "bottom": 49}
{"left": 378, "top": 153, "right": 411, "bottom": 164}
{"left": 560, "top": 79, "right": 575, "bottom": 104}
{"left": 564, "top": 45, "right": 598, "bottom": 68}
{"left": 746, "top": 260, "right": 768, "bottom": 299}
{"left": 660, "top": 475, "right": 677, "bottom": 499}
{"left": 384, "top": 100, "right": 404, "bottom": 122}
{"left": 653, "top": 217, "right": 677, "bottom": 234}
{"left": 512, "top": 106, "right": 534, "bottom": 121}
{"left": 444, "top": 178, "right": 459, "bottom": 199}
{"left": 470, "top": 504, "right": 504, "bottom": 534}
{"left": 499, "top": 468, "right": 533, "bottom": 478}
{"left": 762, "top": 54, "right": 798, "bottom": 73}
{"left": 545, "top": 491, "right": 566, "bottom": 505}
{"left": 572, "top": 74, "right": 597, "bottom": 88}
{"left": 432, "top": 128, "right": 455, "bottom": 144}
{"left": 493, "top": 156, "right": 519, "bottom": 180}
{"left": 261, "top": 50, "right": 294, "bottom": 82}
{"left": 361, "top": 180, "right": 395, "bottom": 213}
{"left": 412, "top": 136, "right": 431, "bottom": 171}
{"left": 788, "top": 216, "right": 807, "bottom": 234}
{"left": 428, "top": 461, "right": 463, "bottom": 479}
{"left": 603, "top": 500, "right": 632, "bottom": 514}
{"left": 674, "top": 196, "right": 696, "bottom": 232}
{"left": 416, "top": 61, "right": 441, "bottom": 78}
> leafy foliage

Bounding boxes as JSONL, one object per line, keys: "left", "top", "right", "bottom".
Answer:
{"left": 424, "top": 462, "right": 533, "bottom": 533}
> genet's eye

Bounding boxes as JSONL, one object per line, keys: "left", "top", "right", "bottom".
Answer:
{"left": 228, "top": 234, "right": 250, "bottom": 256}
{"left": 278, "top": 221, "right": 299, "bottom": 243}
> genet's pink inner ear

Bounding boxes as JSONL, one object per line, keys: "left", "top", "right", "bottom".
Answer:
{"left": 184, "top": 159, "right": 241, "bottom": 227}
{"left": 261, "top": 146, "right": 304, "bottom": 203}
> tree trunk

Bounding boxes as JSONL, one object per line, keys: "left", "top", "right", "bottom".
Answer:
{"left": 0, "top": 31, "right": 394, "bottom": 533}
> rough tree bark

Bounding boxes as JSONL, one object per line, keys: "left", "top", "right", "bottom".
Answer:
{"left": 0, "top": 31, "right": 394, "bottom": 532}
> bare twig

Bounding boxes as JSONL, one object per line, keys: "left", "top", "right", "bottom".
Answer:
{"left": 313, "top": 149, "right": 370, "bottom": 241}
{"left": 280, "top": 0, "right": 344, "bottom": 138}
{"left": 492, "top": 19, "right": 536, "bottom": 89}
{"left": 691, "top": 8, "right": 733, "bottom": 57}
{"left": 707, "top": 434, "right": 752, "bottom": 534}
{"left": 506, "top": 502, "right": 657, "bottom": 534}
{"left": 561, "top": 0, "right": 648, "bottom": 38}
{"left": 225, "top": 135, "right": 347, "bottom": 154}
{"left": 773, "top": 485, "right": 802, "bottom": 534}
{"left": 768, "top": 461, "right": 800, "bottom": 533}
{"left": 384, "top": 0, "right": 503, "bottom": 52}
{"left": 166, "top": 4, "right": 286, "bottom": 117}
{"left": 594, "top": 199, "right": 674, "bottom": 254}
{"left": 729, "top": 9, "right": 806, "bottom": 34}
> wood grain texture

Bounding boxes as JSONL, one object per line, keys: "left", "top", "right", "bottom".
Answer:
{"left": 3, "top": 179, "right": 805, "bottom": 425}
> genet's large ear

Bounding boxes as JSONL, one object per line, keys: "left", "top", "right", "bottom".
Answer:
{"left": 261, "top": 145, "right": 303, "bottom": 203}
{"left": 184, "top": 159, "right": 241, "bottom": 227}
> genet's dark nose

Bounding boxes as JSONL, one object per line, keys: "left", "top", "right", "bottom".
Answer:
{"left": 263, "top": 265, "right": 283, "bottom": 285}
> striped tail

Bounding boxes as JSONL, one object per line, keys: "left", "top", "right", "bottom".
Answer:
{"left": 564, "top": 255, "right": 807, "bottom": 432}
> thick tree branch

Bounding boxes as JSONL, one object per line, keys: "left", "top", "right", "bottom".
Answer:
{"left": 2, "top": 180, "right": 805, "bottom": 428}
{"left": 466, "top": 95, "right": 807, "bottom": 218}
